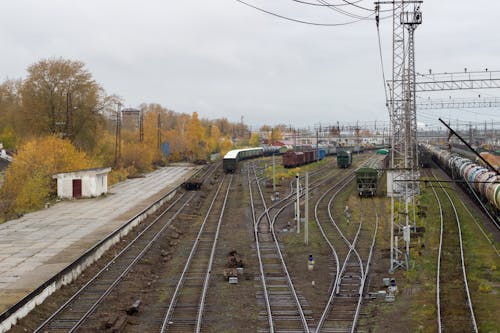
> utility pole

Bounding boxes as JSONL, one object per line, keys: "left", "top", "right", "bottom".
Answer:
{"left": 296, "top": 174, "right": 300, "bottom": 234}
{"left": 139, "top": 109, "right": 144, "bottom": 142}
{"left": 272, "top": 153, "right": 276, "bottom": 194}
{"left": 316, "top": 130, "right": 319, "bottom": 161}
{"left": 114, "top": 104, "right": 122, "bottom": 166}
{"left": 65, "top": 91, "right": 73, "bottom": 141}
{"left": 304, "top": 172, "right": 309, "bottom": 245}
{"left": 157, "top": 112, "right": 162, "bottom": 151}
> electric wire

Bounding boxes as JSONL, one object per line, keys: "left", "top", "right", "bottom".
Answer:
{"left": 301, "top": 0, "right": 389, "bottom": 12}
{"left": 375, "top": 9, "right": 390, "bottom": 114}
{"left": 291, "top": 0, "right": 365, "bottom": 7}
{"left": 316, "top": 0, "right": 375, "bottom": 20}
{"left": 235, "top": 0, "right": 371, "bottom": 26}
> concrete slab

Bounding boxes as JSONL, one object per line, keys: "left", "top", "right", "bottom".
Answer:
{"left": 0, "top": 165, "right": 199, "bottom": 313}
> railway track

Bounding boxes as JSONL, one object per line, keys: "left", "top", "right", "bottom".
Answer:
{"left": 313, "top": 157, "right": 380, "bottom": 333}
{"left": 246, "top": 154, "right": 377, "bottom": 332}
{"left": 249, "top": 166, "right": 311, "bottom": 333}
{"left": 247, "top": 156, "right": 372, "bottom": 332}
{"left": 31, "top": 163, "right": 219, "bottom": 333}
{"left": 33, "top": 192, "right": 196, "bottom": 333}
{"left": 160, "top": 174, "right": 233, "bottom": 332}
{"left": 429, "top": 170, "right": 478, "bottom": 333}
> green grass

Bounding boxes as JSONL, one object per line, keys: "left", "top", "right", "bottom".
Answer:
{"left": 263, "top": 157, "right": 332, "bottom": 183}
{"left": 407, "top": 181, "right": 500, "bottom": 331}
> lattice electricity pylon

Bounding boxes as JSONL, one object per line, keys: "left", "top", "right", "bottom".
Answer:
{"left": 376, "top": 0, "right": 422, "bottom": 272}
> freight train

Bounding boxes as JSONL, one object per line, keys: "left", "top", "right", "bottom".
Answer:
{"left": 477, "top": 152, "right": 500, "bottom": 172}
{"left": 223, "top": 145, "right": 291, "bottom": 172}
{"left": 282, "top": 150, "right": 317, "bottom": 168}
{"left": 355, "top": 152, "right": 389, "bottom": 197}
{"left": 223, "top": 144, "right": 338, "bottom": 172}
{"left": 262, "top": 145, "right": 290, "bottom": 156}
{"left": 223, "top": 147, "right": 264, "bottom": 172}
{"left": 282, "top": 144, "right": 338, "bottom": 168}
{"left": 421, "top": 143, "right": 500, "bottom": 218}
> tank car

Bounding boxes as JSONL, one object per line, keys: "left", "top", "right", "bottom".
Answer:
{"left": 421, "top": 144, "right": 500, "bottom": 218}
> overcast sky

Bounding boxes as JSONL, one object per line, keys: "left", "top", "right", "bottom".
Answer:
{"left": 1, "top": 0, "right": 499, "bottom": 129}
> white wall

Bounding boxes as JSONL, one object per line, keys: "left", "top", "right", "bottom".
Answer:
{"left": 56, "top": 172, "right": 108, "bottom": 199}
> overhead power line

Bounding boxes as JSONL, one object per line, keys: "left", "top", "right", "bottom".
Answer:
{"left": 291, "top": 0, "right": 365, "bottom": 7}
{"left": 316, "top": 0, "right": 374, "bottom": 20}
{"left": 235, "top": 0, "right": 374, "bottom": 26}
{"left": 292, "top": 0, "right": 391, "bottom": 12}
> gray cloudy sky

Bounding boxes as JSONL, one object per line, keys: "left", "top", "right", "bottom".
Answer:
{"left": 1, "top": 0, "right": 499, "bottom": 128}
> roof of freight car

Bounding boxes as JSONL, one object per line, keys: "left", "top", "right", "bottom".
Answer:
{"left": 223, "top": 147, "right": 263, "bottom": 159}
{"left": 337, "top": 150, "right": 351, "bottom": 156}
{"left": 355, "top": 167, "right": 378, "bottom": 175}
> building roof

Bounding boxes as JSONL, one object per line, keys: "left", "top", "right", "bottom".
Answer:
{"left": 52, "top": 167, "right": 112, "bottom": 179}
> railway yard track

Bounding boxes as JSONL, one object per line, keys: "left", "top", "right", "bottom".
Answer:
{"left": 160, "top": 174, "right": 233, "bottom": 332}
{"left": 33, "top": 192, "right": 196, "bottom": 333}
{"left": 5, "top": 152, "right": 500, "bottom": 332}
{"left": 30, "top": 163, "right": 220, "bottom": 333}
{"left": 248, "top": 153, "right": 375, "bottom": 333}
{"left": 250, "top": 166, "right": 311, "bottom": 333}
{"left": 313, "top": 157, "right": 380, "bottom": 333}
{"left": 428, "top": 170, "right": 478, "bottom": 333}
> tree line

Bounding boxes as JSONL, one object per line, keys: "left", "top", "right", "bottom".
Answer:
{"left": 0, "top": 57, "right": 253, "bottom": 220}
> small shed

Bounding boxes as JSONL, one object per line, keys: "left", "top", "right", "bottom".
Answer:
{"left": 52, "top": 167, "right": 112, "bottom": 199}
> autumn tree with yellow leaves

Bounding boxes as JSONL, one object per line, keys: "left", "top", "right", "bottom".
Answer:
{"left": 0, "top": 58, "right": 249, "bottom": 220}
{"left": 0, "top": 136, "right": 93, "bottom": 215}
{"left": 249, "top": 132, "right": 262, "bottom": 147}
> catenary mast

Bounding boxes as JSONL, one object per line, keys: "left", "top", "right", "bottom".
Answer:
{"left": 376, "top": 0, "right": 422, "bottom": 271}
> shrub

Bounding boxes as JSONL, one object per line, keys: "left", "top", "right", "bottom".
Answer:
{"left": 0, "top": 135, "right": 92, "bottom": 215}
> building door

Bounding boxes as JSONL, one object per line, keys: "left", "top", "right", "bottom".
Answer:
{"left": 72, "top": 179, "right": 82, "bottom": 198}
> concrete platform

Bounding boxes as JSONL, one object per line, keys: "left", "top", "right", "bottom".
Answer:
{"left": 0, "top": 165, "right": 198, "bottom": 313}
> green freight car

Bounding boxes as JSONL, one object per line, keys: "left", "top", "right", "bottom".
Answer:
{"left": 355, "top": 154, "right": 388, "bottom": 196}
{"left": 337, "top": 150, "right": 352, "bottom": 168}
{"left": 356, "top": 167, "right": 379, "bottom": 196}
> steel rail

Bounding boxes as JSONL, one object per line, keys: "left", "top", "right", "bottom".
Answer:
{"left": 350, "top": 201, "right": 379, "bottom": 333}
{"left": 432, "top": 171, "right": 478, "bottom": 333}
{"left": 248, "top": 168, "right": 275, "bottom": 333}
{"left": 314, "top": 173, "right": 357, "bottom": 332}
{"left": 249, "top": 154, "right": 374, "bottom": 332}
{"left": 455, "top": 195, "right": 500, "bottom": 257}
{"left": 160, "top": 175, "right": 230, "bottom": 332}
{"left": 195, "top": 175, "right": 233, "bottom": 332}
{"left": 253, "top": 166, "right": 311, "bottom": 333}
{"left": 463, "top": 180, "right": 500, "bottom": 231}
{"left": 247, "top": 159, "right": 352, "bottom": 331}
{"left": 315, "top": 155, "right": 381, "bottom": 332}
{"left": 34, "top": 192, "right": 194, "bottom": 333}
{"left": 428, "top": 176, "right": 444, "bottom": 333}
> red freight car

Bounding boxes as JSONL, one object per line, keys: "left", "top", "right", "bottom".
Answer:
{"left": 283, "top": 151, "right": 306, "bottom": 168}
{"left": 303, "top": 150, "right": 318, "bottom": 164}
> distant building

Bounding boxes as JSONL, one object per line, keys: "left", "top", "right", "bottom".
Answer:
{"left": 52, "top": 167, "right": 112, "bottom": 199}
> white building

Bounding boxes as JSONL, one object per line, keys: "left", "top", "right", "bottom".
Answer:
{"left": 52, "top": 167, "right": 112, "bottom": 199}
